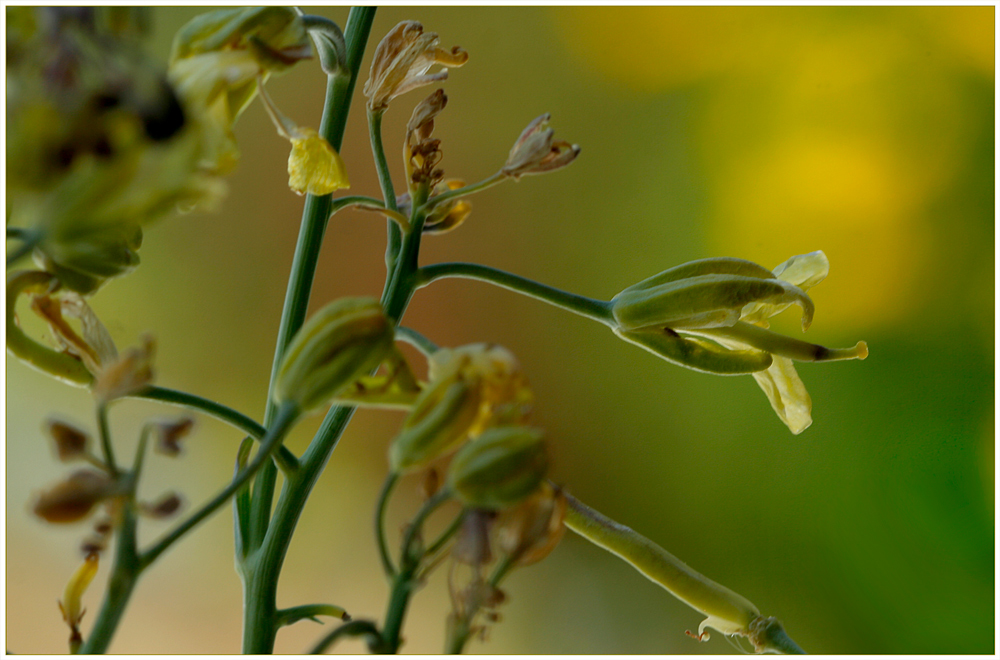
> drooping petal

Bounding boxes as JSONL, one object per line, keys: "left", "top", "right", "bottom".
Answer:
{"left": 287, "top": 128, "right": 349, "bottom": 196}
{"left": 751, "top": 356, "right": 813, "bottom": 435}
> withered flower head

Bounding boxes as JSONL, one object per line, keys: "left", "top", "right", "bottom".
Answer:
{"left": 405, "top": 89, "right": 448, "bottom": 191}
{"left": 502, "top": 114, "right": 580, "bottom": 180}
{"left": 140, "top": 492, "right": 183, "bottom": 519}
{"left": 33, "top": 469, "right": 119, "bottom": 523}
{"left": 452, "top": 509, "right": 496, "bottom": 567}
{"left": 153, "top": 417, "right": 195, "bottom": 457}
{"left": 45, "top": 418, "right": 91, "bottom": 462}
{"left": 363, "top": 21, "right": 468, "bottom": 111}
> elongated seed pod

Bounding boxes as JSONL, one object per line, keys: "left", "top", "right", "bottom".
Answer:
{"left": 563, "top": 492, "right": 760, "bottom": 637}
{"left": 612, "top": 274, "right": 814, "bottom": 332}
{"left": 623, "top": 257, "right": 777, "bottom": 294}
{"left": 614, "top": 327, "right": 773, "bottom": 375}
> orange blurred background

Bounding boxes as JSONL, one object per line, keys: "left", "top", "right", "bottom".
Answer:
{"left": 6, "top": 6, "right": 994, "bottom": 654}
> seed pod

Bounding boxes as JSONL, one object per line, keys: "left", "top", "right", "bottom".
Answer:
{"left": 273, "top": 297, "right": 395, "bottom": 413}
{"left": 446, "top": 426, "right": 548, "bottom": 510}
{"left": 614, "top": 327, "right": 772, "bottom": 375}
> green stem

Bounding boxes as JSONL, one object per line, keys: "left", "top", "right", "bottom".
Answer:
{"left": 239, "top": 9, "right": 376, "bottom": 653}
{"left": 141, "top": 402, "right": 300, "bottom": 568}
{"left": 367, "top": 107, "right": 402, "bottom": 275}
{"left": 131, "top": 385, "right": 298, "bottom": 473}
{"left": 78, "top": 505, "right": 141, "bottom": 654}
{"left": 376, "top": 472, "right": 400, "bottom": 577}
{"left": 309, "top": 619, "right": 383, "bottom": 654}
{"left": 418, "top": 171, "right": 505, "bottom": 212}
{"left": 96, "top": 402, "right": 118, "bottom": 476}
{"left": 381, "top": 489, "right": 451, "bottom": 653}
{"left": 395, "top": 325, "right": 439, "bottom": 356}
{"left": 416, "top": 262, "right": 615, "bottom": 326}
{"left": 248, "top": 6, "right": 376, "bottom": 554}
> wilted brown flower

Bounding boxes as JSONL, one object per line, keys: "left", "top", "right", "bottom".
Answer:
{"left": 363, "top": 21, "right": 468, "bottom": 111}
{"left": 153, "top": 417, "right": 195, "bottom": 457}
{"left": 502, "top": 114, "right": 580, "bottom": 179}
{"left": 45, "top": 418, "right": 91, "bottom": 462}
{"left": 33, "top": 469, "right": 119, "bottom": 523}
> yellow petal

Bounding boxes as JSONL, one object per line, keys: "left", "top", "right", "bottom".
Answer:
{"left": 287, "top": 128, "right": 349, "bottom": 196}
{"left": 751, "top": 356, "right": 812, "bottom": 434}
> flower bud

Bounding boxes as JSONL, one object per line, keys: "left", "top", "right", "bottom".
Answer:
{"left": 45, "top": 418, "right": 91, "bottom": 462}
{"left": 33, "top": 469, "right": 119, "bottom": 523}
{"left": 273, "top": 297, "right": 395, "bottom": 413}
{"left": 389, "top": 376, "right": 482, "bottom": 474}
{"left": 446, "top": 426, "right": 548, "bottom": 510}
{"left": 363, "top": 21, "right": 468, "bottom": 111}
{"left": 612, "top": 273, "right": 814, "bottom": 333}
{"left": 502, "top": 114, "right": 580, "bottom": 179}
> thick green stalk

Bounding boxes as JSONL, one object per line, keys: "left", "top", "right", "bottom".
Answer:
{"left": 248, "top": 7, "right": 377, "bottom": 550}
{"left": 239, "top": 8, "right": 376, "bottom": 653}
{"left": 416, "top": 262, "right": 615, "bottom": 326}
{"left": 78, "top": 507, "right": 141, "bottom": 654}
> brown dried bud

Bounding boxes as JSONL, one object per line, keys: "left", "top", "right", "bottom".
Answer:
{"left": 502, "top": 114, "right": 580, "bottom": 179}
{"left": 33, "top": 469, "right": 119, "bottom": 523}
{"left": 45, "top": 418, "right": 91, "bottom": 462}
{"left": 153, "top": 417, "right": 195, "bottom": 457}
{"left": 140, "top": 492, "right": 183, "bottom": 518}
{"left": 363, "top": 21, "right": 468, "bottom": 111}
{"left": 419, "top": 467, "right": 442, "bottom": 501}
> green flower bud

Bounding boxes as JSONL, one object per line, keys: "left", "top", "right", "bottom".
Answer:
{"left": 389, "top": 377, "right": 481, "bottom": 474}
{"left": 612, "top": 272, "right": 814, "bottom": 333}
{"left": 446, "top": 426, "right": 548, "bottom": 510}
{"left": 273, "top": 298, "right": 394, "bottom": 413}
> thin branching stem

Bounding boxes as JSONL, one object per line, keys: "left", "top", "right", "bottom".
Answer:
{"left": 376, "top": 472, "right": 400, "bottom": 577}
{"left": 395, "top": 325, "right": 439, "bottom": 356}
{"left": 416, "top": 262, "right": 615, "bottom": 326}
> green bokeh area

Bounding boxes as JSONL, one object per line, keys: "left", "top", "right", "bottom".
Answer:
{"left": 6, "top": 6, "right": 994, "bottom": 654}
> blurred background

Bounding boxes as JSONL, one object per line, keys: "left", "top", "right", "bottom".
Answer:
{"left": 6, "top": 6, "right": 994, "bottom": 654}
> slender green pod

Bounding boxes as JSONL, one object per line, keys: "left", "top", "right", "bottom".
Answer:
{"left": 614, "top": 326, "right": 773, "bottom": 375}
{"left": 563, "top": 492, "right": 760, "bottom": 638}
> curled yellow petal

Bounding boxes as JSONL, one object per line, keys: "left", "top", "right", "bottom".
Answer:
{"left": 287, "top": 128, "right": 349, "bottom": 196}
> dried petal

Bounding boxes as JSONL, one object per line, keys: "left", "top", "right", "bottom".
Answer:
{"left": 45, "top": 418, "right": 91, "bottom": 461}
{"left": 33, "top": 470, "right": 118, "bottom": 523}
{"left": 93, "top": 334, "right": 155, "bottom": 402}
{"left": 153, "top": 417, "right": 195, "bottom": 457}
